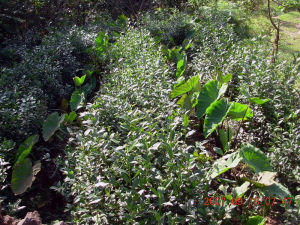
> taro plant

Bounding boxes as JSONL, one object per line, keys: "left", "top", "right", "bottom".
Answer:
{"left": 70, "top": 71, "right": 97, "bottom": 112}
{"left": 167, "top": 31, "right": 193, "bottom": 79}
{"left": 171, "top": 71, "right": 252, "bottom": 138}
{"left": 171, "top": 70, "right": 270, "bottom": 155}
{"left": 73, "top": 74, "right": 86, "bottom": 87}
{"left": 42, "top": 112, "right": 65, "bottom": 142}
{"left": 42, "top": 111, "right": 79, "bottom": 142}
{"left": 11, "top": 135, "right": 41, "bottom": 195}
{"left": 43, "top": 69, "right": 97, "bottom": 142}
{"left": 170, "top": 74, "right": 201, "bottom": 126}
{"left": 207, "top": 144, "right": 292, "bottom": 202}
{"left": 94, "top": 31, "right": 110, "bottom": 61}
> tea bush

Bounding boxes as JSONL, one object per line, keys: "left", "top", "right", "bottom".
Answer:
{"left": 0, "top": 138, "right": 15, "bottom": 204}
{"left": 141, "top": 9, "right": 195, "bottom": 46}
{"left": 56, "top": 28, "right": 218, "bottom": 224}
{"left": 0, "top": 26, "right": 96, "bottom": 142}
{"left": 190, "top": 6, "right": 300, "bottom": 211}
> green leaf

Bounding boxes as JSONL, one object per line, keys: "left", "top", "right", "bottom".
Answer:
{"left": 246, "top": 216, "right": 266, "bottom": 225}
{"left": 232, "top": 182, "right": 250, "bottom": 197}
{"left": 170, "top": 75, "right": 199, "bottom": 99}
{"left": 11, "top": 159, "right": 41, "bottom": 195}
{"left": 217, "top": 72, "right": 232, "bottom": 84}
{"left": 294, "top": 195, "right": 300, "bottom": 209}
{"left": 183, "top": 113, "right": 190, "bottom": 127}
{"left": 182, "top": 38, "right": 192, "bottom": 50}
{"left": 61, "top": 98, "right": 68, "bottom": 112}
{"left": 82, "top": 76, "right": 97, "bottom": 97}
{"left": 177, "top": 94, "right": 188, "bottom": 108}
{"left": 196, "top": 80, "right": 228, "bottom": 118}
{"left": 168, "top": 47, "right": 181, "bottom": 63}
{"left": 219, "top": 127, "right": 233, "bottom": 152}
{"left": 196, "top": 80, "right": 219, "bottom": 118}
{"left": 213, "top": 147, "right": 224, "bottom": 156}
{"left": 85, "top": 70, "right": 94, "bottom": 78}
{"left": 228, "top": 102, "right": 253, "bottom": 121}
{"left": 239, "top": 144, "right": 273, "bottom": 173}
{"left": 240, "top": 87, "right": 269, "bottom": 105}
{"left": 218, "top": 83, "right": 228, "bottom": 98}
{"left": 70, "top": 89, "right": 85, "bottom": 111}
{"left": 15, "top": 135, "right": 39, "bottom": 164}
{"left": 261, "top": 182, "right": 291, "bottom": 200}
{"left": 204, "top": 99, "right": 232, "bottom": 138}
{"left": 65, "top": 112, "right": 77, "bottom": 123}
{"left": 176, "top": 53, "right": 187, "bottom": 78}
{"left": 249, "top": 97, "right": 270, "bottom": 105}
{"left": 173, "top": 76, "right": 185, "bottom": 88}
{"left": 95, "top": 32, "right": 109, "bottom": 49}
{"left": 42, "top": 112, "right": 65, "bottom": 142}
{"left": 207, "top": 152, "right": 241, "bottom": 179}
{"left": 73, "top": 75, "right": 86, "bottom": 87}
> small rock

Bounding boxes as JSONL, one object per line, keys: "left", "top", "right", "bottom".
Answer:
{"left": 17, "top": 211, "right": 42, "bottom": 225}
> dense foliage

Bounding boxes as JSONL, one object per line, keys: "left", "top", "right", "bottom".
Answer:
{"left": 0, "top": 1, "right": 299, "bottom": 224}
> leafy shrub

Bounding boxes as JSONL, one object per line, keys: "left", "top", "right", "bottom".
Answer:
{"left": 56, "top": 28, "right": 217, "bottom": 224}
{"left": 141, "top": 9, "right": 195, "bottom": 46}
{"left": 0, "top": 25, "right": 97, "bottom": 142}
{"left": 189, "top": 7, "right": 300, "bottom": 221}
{"left": 0, "top": 138, "right": 15, "bottom": 204}
{"left": 46, "top": 7, "right": 300, "bottom": 224}
{"left": 230, "top": 0, "right": 264, "bottom": 12}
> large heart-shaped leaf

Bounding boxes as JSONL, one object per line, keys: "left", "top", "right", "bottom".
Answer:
{"left": 228, "top": 102, "right": 253, "bottom": 121}
{"left": 232, "top": 181, "right": 250, "bottom": 197}
{"left": 196, "top": 80, "right": 219, "bottom": 118}
{"left": 260, "top": 182, "right": 291, "bottom": 199}
{"left": 70, "top": 89, "right": 85, "bottom": 111}
{"left": 196, "top": 80, "right": 228, "bottom": 118}
{"left": 204, "top": 98, "right": 232, "bottom": 138}
{"left": 15, "top": 134, "right": 39, "bottom": 164}
{"left": 73, "top": 75, "right": 86, "bottom": 87}
{"left": 42, "top": 112, "right": 65, "bottom": 141}
{"left": 246, "top": 216, "right": 266, "bottom": 225}
{"left": 239, "top": 144, "right": 273, "bottom": 173}
{"left": 207, "top": 152, "right": 242, "bottom": 179}
{"left": 170, "top": 75, "right": 199, "bottom": 99}
{"left": 82, "top": 76, "right": 97, "bottom": 96}
{"left": 11, "top": 159, "right": 41, "bottom": 195}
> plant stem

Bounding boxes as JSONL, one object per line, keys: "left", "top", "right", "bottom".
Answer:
{"left": 231, "top": 106, "right": 248, "bottom": 149}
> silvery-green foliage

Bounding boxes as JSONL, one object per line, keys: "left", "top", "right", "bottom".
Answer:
{"left": 141, "top": 9, "right": 194, "bottom": 46}
{"left": 0, "top": 25, "right": 99, "bottom": 141}
{"left": 190, "top": 7, "right": 299, "bottom": 222}
{"left": 57, "top": 28, "right": 213, "bottom": 224}
{"left": 0, "top": 70, "right": 48, "bottom": 141}
{"left": 0, "top": 139, "right": 15, "bottom": 203}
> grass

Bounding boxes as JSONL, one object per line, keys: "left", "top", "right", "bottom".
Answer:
{"left": 217, "top": 1, "right": 300, "bottom": 62}
{"left": 278, "top": 11, "right": 300, "bottom": 55}
{"left": 247, "top": 9, "right": 300, "bottom": 60}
